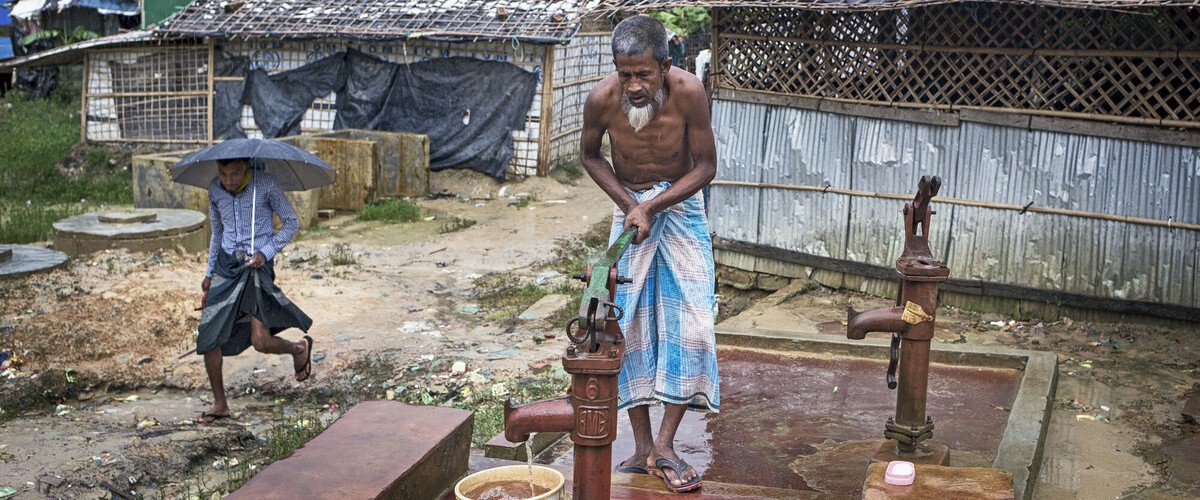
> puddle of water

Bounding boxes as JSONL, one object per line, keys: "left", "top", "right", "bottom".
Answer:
{"left": 545, "top": 345, "right": 1021, "bottom": 496}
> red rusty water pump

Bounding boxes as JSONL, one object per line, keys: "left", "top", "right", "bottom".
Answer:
{"left": 846, "top": 176, "right": 951, "bottom": 463}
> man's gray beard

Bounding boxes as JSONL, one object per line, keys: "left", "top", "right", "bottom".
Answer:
{"left": 622, "top": 89, "right": 665, "bottom": 133}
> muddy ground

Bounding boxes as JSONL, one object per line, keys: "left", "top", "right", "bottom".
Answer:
{"left": 0, "top": 170, "right": 1197, "bottom": 499}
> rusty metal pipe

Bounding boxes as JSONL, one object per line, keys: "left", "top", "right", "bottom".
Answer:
{"left": 503, "top": 396, "right": 575, "bottom": 443}
{"left": 846, "top": 306, "right": 910, "bottom": 340}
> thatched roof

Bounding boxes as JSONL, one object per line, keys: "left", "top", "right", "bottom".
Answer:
{"left": 158, "top": 0, "right": 604, "bottom": 44}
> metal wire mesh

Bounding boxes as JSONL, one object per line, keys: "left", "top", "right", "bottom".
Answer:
{"left": 84, "top": 47, "right": 211, "bottom": 143}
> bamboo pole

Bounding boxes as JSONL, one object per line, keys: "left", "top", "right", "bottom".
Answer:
{"left": 206, "top": 41, "right": 215, "bottom": 145}
{"left": 89, "top": 91, "right": 213, "bottom": 98}
{"left": 717, "top": 33, "right": 1199, "bottom": 60}
{"left": 552, "top": 74, "right": 606, "bottom": 90}
{"left": 709, "top": 180, "right": 1200, "bottom": 232}
{"left": 538, "top": 45, "right": 555, "bottom": 176}
{"left": 549, "top": 125, "right": 583, "bottom": 142}
{"left": 80, "top": 52, "right": 89, "bottom": 143}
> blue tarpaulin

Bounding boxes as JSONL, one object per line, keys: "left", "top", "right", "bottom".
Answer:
{"left": 0, "top": 38, "right": 12, "bottom": 60}
{"left": 2, "top": 6, "right": 12, "bottom": 25}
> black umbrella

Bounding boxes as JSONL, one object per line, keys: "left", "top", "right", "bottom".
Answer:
{"left": 171, "top": 138, "right": 335, "bottom": 260}
{"left": 169, "top": 138, "right": 335, "bottom": 191}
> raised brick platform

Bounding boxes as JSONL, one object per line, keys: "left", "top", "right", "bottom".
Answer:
{"left": 230, "top": 401, "right": 472, "bottom": 500}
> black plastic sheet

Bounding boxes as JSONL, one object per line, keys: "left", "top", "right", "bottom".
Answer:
{"left": 213, "top": 52, "right": 250, "bottom": 140}
{"left": 334, "top": 50, "right": 539, "bottom": 179}
{"left": 245, "top": 54, "right": 345, "bottom": 139}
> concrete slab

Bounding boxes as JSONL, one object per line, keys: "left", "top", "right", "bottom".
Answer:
{"left": 230, "top": 401, "right": 472, "bottom": 500}
{"left": 519, "top": 294, "right": 571, "bottom": 321}
{"left": 484, "top": 431, "right": 566, "bottom": 462}
{"left": 0, "top": 245, "right": 68, "bottom": 279}
{"left": 713, "top": 326, "right": 1056, "bottom": 500}
{"left": 52, "top": 208, "right": 208, "bottom": 256}
{"left": 861, "top": 461, "right": 1014, "bottom": 499}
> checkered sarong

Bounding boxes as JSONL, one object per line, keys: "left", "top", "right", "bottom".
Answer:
{"left": 610, "top": 182, "right": 719, "bottom": 413}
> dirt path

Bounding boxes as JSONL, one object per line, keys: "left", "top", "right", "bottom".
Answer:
{"left": 0, "top": 170, "right": 1196, "bottom": 499}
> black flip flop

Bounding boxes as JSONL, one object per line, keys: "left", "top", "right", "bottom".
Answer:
{"left": 194, "top": 412, "right": 233, "bottom": 424}
{"left": 295, "top": 335, "right": 314, "bottom": 382}
{"left": 615, "top": 463, "right": 651, "bottom": 475}
{"left": 652, "top": 457, "right": 702, "bottom": 493}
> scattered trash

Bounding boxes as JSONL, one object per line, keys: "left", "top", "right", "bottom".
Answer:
{"left": 457, "top": 305, "right": 480, "bottom": 315}
{"left": 336, "top": 336, "right": 354, "bottom": 343}
{"left": 386, "top": 389, "right": 396, "bottom": 400}
{"left": 1100, "top": 405, "right": 1110, "bottom": 412}
{"left": 833, "top": 385, "right": 839, "bottom": 394}
{"left": 312, "top": 353, "right": 327, "bottom": 363}
{"left": 490, "top": 384, "right": 509, "bottom": 397}
{"left": 0, "top": 487, "right": 15, "bottom": 498}
{"left": 113, "top": 395, "right": 140, "bottom": 402}
{"left": 311, "top": 274, "right": 323, "bottom": 280}
{"left": 1075, "top": 414, "right": 1109, "bottom": 423}
{"left": 451, "top": 361, "right": 467, "bottom": 374}
{"left": 136, "top": 418, "right": 160, "bottom": 430}
{"left": 399, "top": 321, "right": 432, "bottom": 334}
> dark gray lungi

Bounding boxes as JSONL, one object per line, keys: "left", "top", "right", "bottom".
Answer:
{"left": 197, "top": 251, "right": 312, "bottom": 356}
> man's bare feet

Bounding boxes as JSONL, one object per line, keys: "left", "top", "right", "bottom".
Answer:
{"left": 195, "top": 406, "right": 232, "bottom": 423}
{"left": 651, "top": 449, "right": 700, "bottom": 491}
{"left": 615, "top": 455, "right": 652, "bottom": 474}
{"left": 293, "top": 336, "right": 313, "bottom": 382}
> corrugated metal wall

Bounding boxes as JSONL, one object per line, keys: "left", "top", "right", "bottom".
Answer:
{"left": 710, "top": 100, "right": 1200, "bottom": 309}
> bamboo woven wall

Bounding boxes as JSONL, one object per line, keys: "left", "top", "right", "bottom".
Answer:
{"left": 712, "top": 4, "right": 1200, "bottom": 128}
{"left": 548, "top": 30, "right": 614, "bottom": 170}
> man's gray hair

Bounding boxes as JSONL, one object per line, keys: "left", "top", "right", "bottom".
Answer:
{"left": 612, "top": 16, "right": 670, "bottom": 62}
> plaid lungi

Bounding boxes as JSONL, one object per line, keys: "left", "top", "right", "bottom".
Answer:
{"left": 610, "top": 182, "right": 719, "bottom": 413}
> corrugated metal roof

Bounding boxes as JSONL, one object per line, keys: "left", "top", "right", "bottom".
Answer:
{"left": 0, "top": 29, "right": 168, "bottom": 68}
{"left": 159, "top": 0, "right": 603, "bottom": 44}
{"left": 10, "top": 0, "right": 139, "bottom": 20}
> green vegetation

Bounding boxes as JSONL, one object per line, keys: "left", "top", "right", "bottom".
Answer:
{"left": 356, "top": 198, "right": 421, "bottom": 223}
{"left": 327, "top": 242, "right": 357, "bottom": 266}
{"left": 0, "top": 79, "right": 133, "bottom": 244}
{"left": 650, "top": 7, "right": 711, "bottom": 36}
{"left": 474, "top": 273, "right": 549, "bottom": 312}
{"left": 438, "top": 216, "right": 476, "bottom": 233}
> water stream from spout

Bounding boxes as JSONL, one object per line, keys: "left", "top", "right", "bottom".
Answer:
{"left": 525, "top": 433, "right": 536, "bottom": 496}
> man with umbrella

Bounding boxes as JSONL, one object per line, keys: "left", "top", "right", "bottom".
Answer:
{"left": 172, "top": 139, "right": 334, "bottom": 423}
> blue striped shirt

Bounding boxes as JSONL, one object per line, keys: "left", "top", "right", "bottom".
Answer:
{"left": 206, "top": 171, "right": 299, "bottom": 278}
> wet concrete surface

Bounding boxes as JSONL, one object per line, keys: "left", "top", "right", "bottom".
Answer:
{"left": 542, "top": 345, "right": 1021, "bottom": 497}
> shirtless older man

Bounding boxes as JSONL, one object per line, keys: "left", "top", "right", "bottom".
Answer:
{"left": 579, "top": 15, "right": 718, "bottom": 494}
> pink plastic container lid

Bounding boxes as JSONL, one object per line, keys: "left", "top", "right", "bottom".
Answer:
{"left": 884, "top": 460, "right": 916, "bottom": 486}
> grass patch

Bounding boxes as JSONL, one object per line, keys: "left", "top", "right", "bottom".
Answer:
{"left": 327, "top": 243, "right": 357, "bottom": 266}
{"left": 549, "top": 158, "right": 585, "bottom": 184}
{"left": 438, "top": 216, "right": 476, "bottom": 233}
{"left": 474, "top": 273, "right": 548, "bottom": 313}
{"left": 0, "top": 81, "right": 133, "bottom": 243}
{"left": 356, "top": 198, "right": 420, "bottom": 223}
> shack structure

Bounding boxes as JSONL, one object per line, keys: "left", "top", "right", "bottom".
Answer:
{"left": 1, "top": 0, "right": 619, "bottom": 178}
{"left": 596, "top": 0, "right": 1200, "bottom": 321}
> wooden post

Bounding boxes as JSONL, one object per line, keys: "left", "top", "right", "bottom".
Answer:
{"left": 537, "top": 45, "right": 555, "bottom": 176}
{"left": 206, "top": 41, "right": 215, "bottom": 145}
{"left": 80, "top": 52, "right": 89, "bottom": 143}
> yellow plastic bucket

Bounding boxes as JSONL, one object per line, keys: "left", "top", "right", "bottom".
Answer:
{"left": 454, "top": 465, "right": 565, "bottom": 500}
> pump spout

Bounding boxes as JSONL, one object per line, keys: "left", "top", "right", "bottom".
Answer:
{"left": 846, "top": 306, "right": 909, "bottom": 340}
{"left": 503, "top": 395, "right": 574, "bottom": 443}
